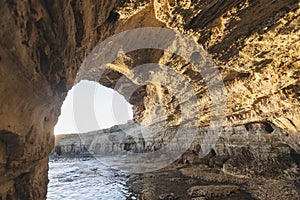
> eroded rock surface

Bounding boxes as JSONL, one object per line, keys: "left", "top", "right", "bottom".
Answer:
{"left": 54, "top": 121, "right": 300, "bottom": 199}
{"left": 0, "top": 0, "right": 299, "bottom": 199}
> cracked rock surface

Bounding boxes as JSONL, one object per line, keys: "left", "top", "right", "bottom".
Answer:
{"left": 0, "top": 0, "right": 299, "bottom": 199}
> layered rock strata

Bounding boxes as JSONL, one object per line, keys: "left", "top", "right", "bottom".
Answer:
{"left": 0, "top": 0, "right": 299, "bottom": 199}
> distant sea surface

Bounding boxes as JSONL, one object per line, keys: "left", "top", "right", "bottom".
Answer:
{"left": 47, "top": 158, "right": 130, "bottom": 200}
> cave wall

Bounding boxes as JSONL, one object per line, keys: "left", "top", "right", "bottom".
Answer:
{"left": 0, "top": 0, "right": 299, "bottom": 199}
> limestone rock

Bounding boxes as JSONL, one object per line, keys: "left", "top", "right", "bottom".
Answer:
{"left": 0, "top": 0, "right": 299, "bottom": 199}
{"left": 187, "top": 185, "right": 240, "bottom": 198}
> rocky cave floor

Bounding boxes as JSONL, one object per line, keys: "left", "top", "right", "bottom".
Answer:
{"left": 126, "top": 154, "right": 300, "bottom": 200}
{"left": 53, "top": 123, "right": 300, "bottom": 200}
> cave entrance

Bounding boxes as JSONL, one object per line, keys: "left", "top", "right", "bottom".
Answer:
{"left": 54, "top": 80, "right": 133, "bottom": 134}
{"left": 48, "top": 80, "right": 134, "bottom": 199}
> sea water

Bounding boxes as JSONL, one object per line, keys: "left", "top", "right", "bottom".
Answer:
{"left": 47, "top": 158, "right": 130, "bottom": 200}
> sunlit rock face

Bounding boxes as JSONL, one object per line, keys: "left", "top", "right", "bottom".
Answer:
{"left": 0, "top": 0, "right": 299, "bottom": 199}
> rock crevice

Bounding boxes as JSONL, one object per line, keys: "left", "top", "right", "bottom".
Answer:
{"left": 0, "top": 0, "right": 299, "bottom": 199}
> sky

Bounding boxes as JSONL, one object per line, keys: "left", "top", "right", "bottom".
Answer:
{"left": 54, "top": 80, "right": 133, "bottom": 134}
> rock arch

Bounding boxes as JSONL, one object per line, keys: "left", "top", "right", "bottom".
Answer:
{"left": 0, "top": 0, "right": 299, "bottom": 199}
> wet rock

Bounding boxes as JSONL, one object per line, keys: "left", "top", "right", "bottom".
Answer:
{"left": 159, "top": 193, "right": 178, "bottom": 200}
{"left": 187, "top": 185, "right": 240, "bottom": 198}
{"left": 191, "top": 197, "right": 206, "bottom": 200}
{"left": 141, "top": 189, "right": 156, "bottom": 200}
{"left": 0, "top": 0, "right": 299, "bottom": 198}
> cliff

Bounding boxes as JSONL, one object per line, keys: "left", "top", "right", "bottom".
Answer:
{"left": 0, "top": 0, "right": 299, "bottom": 199}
